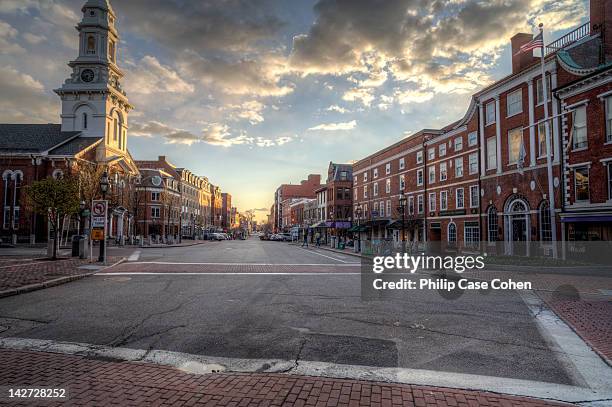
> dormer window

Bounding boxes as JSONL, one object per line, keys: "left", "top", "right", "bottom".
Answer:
{"left": 86, "top": 35, "right": 96, "bottom": 54}
{"left": 109, "top": 40, "right": 116, "bottom": 62}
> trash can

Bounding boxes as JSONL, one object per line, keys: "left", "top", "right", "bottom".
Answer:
{"left": 71, "top": 235, "right": 83, "bottom": 257}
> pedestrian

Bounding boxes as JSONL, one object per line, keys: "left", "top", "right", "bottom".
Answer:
{"left": 315, "top": 231, "right": 320, "bottom": 247}
{"left": 302, "top": 230, "right": 309, "bottom": 247}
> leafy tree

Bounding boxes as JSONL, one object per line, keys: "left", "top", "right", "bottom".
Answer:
{"left": 24, "top": 176, "right": 80, "bottom": 259}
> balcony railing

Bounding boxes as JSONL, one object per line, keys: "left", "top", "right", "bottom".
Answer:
{"left": 545, "top": 22, "right": 590, "bottom": 55}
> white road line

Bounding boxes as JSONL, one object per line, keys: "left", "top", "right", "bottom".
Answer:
{"left": 124, "top": 261, "right": 360, "bottom": 266}
{"left": 299, "top": 248, "right": 350, "bottom": 263}
{"left": 127, "top": 250, "right": 141, "bottom": 262}
{"left": 1, "top": 337, "right": 610, "bottom": 405}
{"left": 96, "top": 272, "right": 361, "bottom": 276}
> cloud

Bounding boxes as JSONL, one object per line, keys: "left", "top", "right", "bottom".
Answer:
{"left": 342, "top": 87, "right": 375, "bottom": 107}
{"left": 0, "top": 21, "right": 25, "bottom": 54}
{"left": 225, "top": 100, "right": 266, "bottom": 125}
{"left": 308, "top": 120, "right": 357, "bottom": 131}
{"left": 0, "top": 66, "right": 57, "bottom": 123}
{"left": 125, "top": 56, "right": 194, "bottom": 95}
{"left": 326, "top": 105, "right": 350, "bottom": 114}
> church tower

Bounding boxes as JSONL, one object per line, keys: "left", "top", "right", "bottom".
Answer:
{"left": 54, "top": 0, "right": 133, "bottom": 159}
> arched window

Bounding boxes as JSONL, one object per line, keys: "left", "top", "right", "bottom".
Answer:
{"left": 488, "top": 206, "right": 498, "bottom": 242}
{"left": 87, "top": 36, "right": 96, "bottom": 54}
{"left": 113, "top": 116, "right": 118, "bottom": 141}
{"left": 539, "top": 201, "right": 552, "bottom": 241}
{"left": 82, "top": 112, "right": 88, "bottom": 130}
{"left": 448, "top": 222, "right": 457, "bottom": 243}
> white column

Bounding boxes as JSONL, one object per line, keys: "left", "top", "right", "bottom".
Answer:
{"left": 117, "top": 212, "right": 124, "bottom": 239}
{"left": 551, "top": 69, "right": 560, "bottom": 163}
{"left": 495, "top": 96, "right": 502, "bottom": 174}
{"left": 478, "top": 102, "right": 486, "bottom": 174}
{"left": 528, "top": 79, "right": 536, "bottom": 166}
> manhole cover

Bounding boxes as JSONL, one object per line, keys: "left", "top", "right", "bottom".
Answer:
{"left": 105, "top": 277, "right": 132, "bottom": 282}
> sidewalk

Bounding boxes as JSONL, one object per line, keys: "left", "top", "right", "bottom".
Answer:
{"left": 0, "top": 256, "right": 122, "bottom": 298}
{"left": 0, "top": 349, "right": 574, "bottom": 406}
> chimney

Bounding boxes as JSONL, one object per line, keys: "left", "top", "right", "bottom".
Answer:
{"left": 511, "top": 33, "right": 537, "bottom": 74}
{"left": 590, "top": 0, "right": 612, "bottom": 62}
{"left": 158, "top": 155, "right": 166, "bottom": 162}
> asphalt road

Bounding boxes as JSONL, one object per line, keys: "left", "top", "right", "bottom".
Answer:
{"left": 0, "top": 237, "right": 577, "bottom": 385}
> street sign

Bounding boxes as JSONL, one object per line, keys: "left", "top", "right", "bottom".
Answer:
{"left": 91, "top": 200, "right": 107, "bottom": 229}
{"left": 91, "top": 229, "right": 104, "bottom": 241}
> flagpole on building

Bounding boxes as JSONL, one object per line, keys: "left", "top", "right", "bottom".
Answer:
{"left": 539, "top": 23, "right": 558, "bottom": 258}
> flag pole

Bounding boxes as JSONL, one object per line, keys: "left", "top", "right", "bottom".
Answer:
{"left": 539, "top": 23, "right": 558, "bottom": 258}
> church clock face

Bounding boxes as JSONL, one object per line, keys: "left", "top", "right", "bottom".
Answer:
{"left": 81, "top": 69, "right": 95, "bottom": 83}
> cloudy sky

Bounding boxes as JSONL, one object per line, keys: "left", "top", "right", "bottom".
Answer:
{"left": 0, "top": 0, "right": 588, "bottom": 220}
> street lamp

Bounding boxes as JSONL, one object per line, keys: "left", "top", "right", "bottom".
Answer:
{"left": 355, "top": 206, "right": 362, "bottom": 253}
{"left": 398, "top": 193, "right": 407, "bottom": 253}
{"left": 99, "top": 171, "right": 109, "bottom": 263}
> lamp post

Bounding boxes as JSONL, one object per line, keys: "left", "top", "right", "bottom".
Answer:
{"left": 79, "top": 200, "right": 85, "bottom": 235}
{"left": 398, "top": 193, "right": 407, "bottom": 253}
{"left": 99, "top": 171, "right": 109, "bottom": 263}
{"left": 355, "top": 206, "right": 362, "bottom": 253}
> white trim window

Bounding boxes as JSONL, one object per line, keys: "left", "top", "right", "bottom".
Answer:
{"left": 440, "top": 190, "right": 448, "bottom": 211}
{"left": 417, "top": 169, "right": 424, "bottom": 186}
{"left": 373, "top": 182, "right": 379, "bottom": 196}
{"left": 379, "top": 201, "right": 384, "bottom": 217}
{"left": 151, "top": 207, "right": 161, "bottom": 218}
{"left": 363, "top": 185, "right": 368, "bottom": 198}
{"left": 385, "top": 163, "right": 391, "bottom": 175}
{"left": 574, "top": 166, "right": 589, "bottom": 202}
{"left": 399, "top": 174, "right": 405, "bottom": 191}
{"left": 487, "top": 137, "right": 497, "bottom": 170}
{"left": 539, "top": 202, "right": 552, "bottom": 242}
{"left": 468, "top": 153, "right": 478, "bottom": 175}
{"left": 429, "top": 192, "right": 436, "bottom": 212}
{"left": 439, "top": 143, "right": 446, "bottom": 157}
{"left": 386, "top": 200, "right": 391, "bottom": 217}
{"left": 408, "top": 196, "right": 414, "bottom": 214}
{"left": 440, "top": 162, "right": 448, "bottom": 181}
{"left": 469, "top": 185, "right": 479, "bottom": 208}
{"left": 465, "top": 223, "right": 480, "bottom": 246}
{"left": 363, "top": 172, "right": 368, "bottom": 182}
{"left": 151, "top": 191, "right": 160, "bottom": 201}
{"left": 373, "top": 168, "right": 379, "bottom": 178}
{"left": 385, "top": 178, "right": 391, "bottom": 194}
{"left": 455, "top": 157, "right": 463, "bottom": 177}
{"left": 572, "top": 105, "right": 587, "bottom": 149}
{"left": 428, "top": 148, "right": 435, "bottom": 160}
{"left": 417, "top": 195, "right": 424, "bottom": 214}
{"left": 374, "top": 202, "right": 379, "bottom": 216}
{"left": 399, "top": 157, "right": 405, "bottom": 170}
{"left": 487, "top": 207, "right": 498, "bottom": 242}
{"left": 456, "top": 187, "right": 464, "bottom": 209}
{"left": 606, "top": 96, "right": 612, "bottom": 143}
{"left": 508, "top": 127, "right": 523, "bottom": 164}
{"left": 354, "top": 188, "right": 358, "bottom": 201}
{"left": 428, "top": 166, "right": 436, "bottom": 184}
{"left": 507, "top": 88, "right": 522, "bottom": 117}
{"left": 454, "top": 137, "right": 463, "bottom": 152}
{"left": 537, "top": 122, "right": 548, "bottom": 158}
{"left": 448, "top": 222, "right": 457, "bottom": 243}
{"left": 485, "top": 101, "right": 495, "bottom": 125}
{"left": 468, "top": 131, "right": 478, "bottom": 147}
{"left": 416, "top": 151, "right": 423, "bottom": 164}
{"left": 536, "top": 76, "right": 552, "bottom": 105}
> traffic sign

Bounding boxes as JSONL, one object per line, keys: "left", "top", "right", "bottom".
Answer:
{"left": 91, "top": 229, "right": 105, "bottom": 241}
{"left": 91, "top": 200, "right": 107, "bottom": 229}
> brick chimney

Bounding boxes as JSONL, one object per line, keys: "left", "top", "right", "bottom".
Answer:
{"left": 590, "top": 0, "right": 612, "bottom": 62}
{"left": 511, "top": 33, "right": 537, "bottom": 74}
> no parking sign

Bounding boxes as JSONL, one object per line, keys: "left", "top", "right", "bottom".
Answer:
{"left": 91, "top": 200, "right": 107, "bottom": 241}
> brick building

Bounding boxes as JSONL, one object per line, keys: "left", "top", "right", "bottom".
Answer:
{"left": 211, "top": 185, "right": 223, "bottom": 228}
{"left": 135, "top": 167, "right": 180, "bottom": 239}
{"left": 273, "top": 174, "right": 322, "bottom": 232}
{"left": 221, "top": 193, "right": 232, "bottom": 230}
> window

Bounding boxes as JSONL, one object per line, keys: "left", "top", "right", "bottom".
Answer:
{"left": 487, "top": 137, "right": 497, "bottom": 170}
{"left": 385, "top": 179, "right": 391, "bottom": 194}
{"left": 439, "top": 144, "right": 446, "bottom": 156}
{"left": 373, "top": 182, "right": 379, "bottom": 196}
{"left": 508, "top": 128, "right": 523, "bottom": 164}
{"left": 428, "top": 148, "right": 435, "bottom": 160}
{"left": 82, "top": 113, "right": 88, "bottom": 130}
{"left": 429, "top": 193, "right": 436, "bottom": 212}
{"left": 408, "top": 196, "right": 414, "bottom": 214}
{"left": 385, "top": 163, "right": 391, "bottom": 175}
{"left": 448, "top": 223, "right": 457, "bottom": 243}
{"left": 572, "top": 105, "right": 587, "bottom": 149}
{"left": 536, "top": 76, "right": 552, "bottom": 105}
{"left": 417, "top": 169, "right": 423, "bottom": 186}
{"left": 456, "top": 188, "right": 464, "bottom": 209}
{"left": 373, "top": 168, "right": 378, "bottom": 178}
{"left": 363, "top": 185, "right": 368, "bottom": 198}
{"left": 109, "top": 40, "right": 116, "bottom": 63}
{"left": 469, "top": 185, "right": 479, "bottom": 208}
{"left": 454, "top": 137, "right": 463, "bottom": 151}
{"left": 608, "top": 164, "right": 612, "bottom": 200}
{"left": 539, "top": 202, "right": 552, "bottom": 241}
{"left": 507, "top": 89, "right": 522, "bottom": 116}
{"left": 606, "top": 97, "right": 612, "bottom": 143}
{"left": 86, "top": 35, "right": 96, "bottom": 54}
{"left": 151, "top": 207, "right": 160, "bottom": 218}
{"left": 440, "top": 191, "right": 448, "bottom": 211}
{"left": 440, "top": 162, "right": 447, "bottom": 181}
{"left": 469, "top": 153, "right": 478, "bottom": 175}
{"left": 465, "top": 224, "right": 480, "bottom": 246}
{"left": 468, "top": 131, "right": 478, "bottom": 147}
{"left": 379, "top": 201, "right": 384, "bottom": 217}
{"left": 363, "top": 172, "right": 368, "bottom": 182}
{"left": 455, "top": 157, "right": 463, "bottom": 177}
{"left": 340, "top": 171, "right": 348, "bottom": 180}
{"left": 374, "top": 202, "right": 379, "bottom": 216}
{"left": 488, "top": 207, "right": 498, "bottom": 242}
{"left": 428, "top": 166, "right": 436, "bottom": 184}
{"left": 485, "top": 101, "right": 495, "bottom": 125}
{"left": 151, "top": 192, "right": 160, "bottom": 201}
{"left": 399, "top": 158, "right": 405, "bottom": 170}
{"left": 417, "top": 195, "right": 424, "bottom": 213}
{"left": 399, "top": 174, "right": 405, "bottom": 191}
{"left": 574, "top": 167, "right": 589, "bottom": 202}
{"left": 416, "top": 151, "right": 423, "bottom": 164}
{"left": 537, "top": 122, "right": 548, "bottom": 158}
{"left": 354, "top": 188, "right": 358, "bottom": 200}
{"left": 386, "top": 200, "right": 391, "bottom": 217}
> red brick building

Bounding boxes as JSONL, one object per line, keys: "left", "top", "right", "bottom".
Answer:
{"left": 273, "top": 174, "right": 322, "bottom": 232}
{"left": 221, "top": 193, "right": 232, "bottom": 230}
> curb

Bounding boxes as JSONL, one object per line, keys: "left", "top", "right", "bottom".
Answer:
{"left": 139, "top": 241, "right": 206, "bottom": 249}
{"left": 307, "top": 245, "right": 363, "bottom": 259}
{"left": 0, "top": 257, "right": 126, "bottom": 299}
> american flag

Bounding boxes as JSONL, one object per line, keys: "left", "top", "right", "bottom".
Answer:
{"left": 515, "top": 32, "right": 544, "bottom": 55}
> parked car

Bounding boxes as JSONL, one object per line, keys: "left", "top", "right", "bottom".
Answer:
{"left": 280, "top": 233, "right": 292, "bottom": 241}
{"left": 210, "top": 233, "right": 225, "bottom": 241}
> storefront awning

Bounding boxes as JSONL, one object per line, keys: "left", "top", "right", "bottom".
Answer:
{"left": 561, "top": 215, "right": 612, "bottom": 223}
{"left": 386, "top": 219, "right": 422, "bottom": 229}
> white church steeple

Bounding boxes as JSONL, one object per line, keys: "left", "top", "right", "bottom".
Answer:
{"left": 54, "top": 0, "right": 132, "bottom": 156}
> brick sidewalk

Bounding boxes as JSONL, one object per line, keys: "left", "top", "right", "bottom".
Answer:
{"left": 0, "top": 256, "right": 120, "bottom": 297}
{"left": 0, "top": 349, "right": 575, "bottom": 406}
